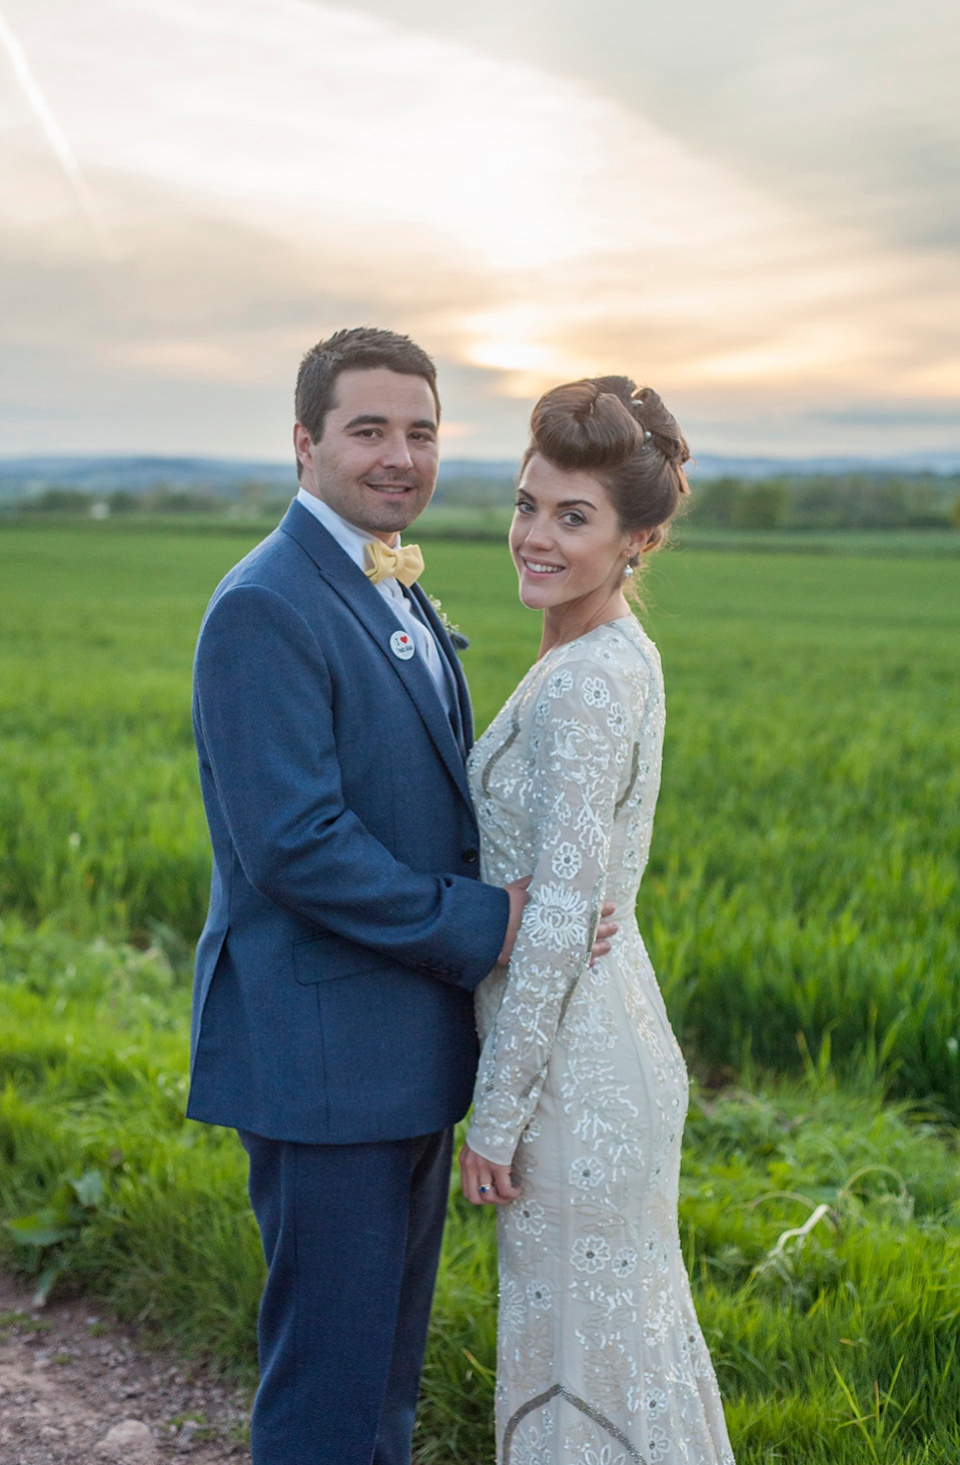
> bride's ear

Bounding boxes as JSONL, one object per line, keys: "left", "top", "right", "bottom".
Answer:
{"left": 624, "top": 528, "right": 653, "bottom": 563}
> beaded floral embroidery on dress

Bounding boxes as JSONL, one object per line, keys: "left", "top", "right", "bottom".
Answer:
{"left": 466, "top": 616, "right": 735, "bottom": 1465}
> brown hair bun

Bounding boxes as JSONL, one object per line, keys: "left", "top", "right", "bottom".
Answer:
{"left": 530, "top": 378, "right": 641, "bottom": 470}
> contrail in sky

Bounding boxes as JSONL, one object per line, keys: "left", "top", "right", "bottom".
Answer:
{"left": 0, "top": 5, "right": 114, "bottom": 254}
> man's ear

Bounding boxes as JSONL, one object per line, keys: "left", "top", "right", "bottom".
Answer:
{"left": 294, "top": 422, "right": 315, "bottom": 487}
{"left": 293, "top": 422, "right": 313, "bottom": 467}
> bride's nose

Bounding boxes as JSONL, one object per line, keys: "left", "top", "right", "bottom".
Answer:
{"left": 521, "top": 513, "right": 554, "bottom": 550}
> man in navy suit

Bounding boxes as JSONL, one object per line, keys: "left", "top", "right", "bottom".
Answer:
{"left": 188, "top": 328, "right": 613, "bottom": 1464}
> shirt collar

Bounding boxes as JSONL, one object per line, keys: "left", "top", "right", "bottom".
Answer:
{"left": 296, "top": 486, "right": 402, "bottom": 575}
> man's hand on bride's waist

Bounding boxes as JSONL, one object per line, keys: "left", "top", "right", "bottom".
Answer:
{"left": 496, "top": 878, "right": 617, "bottom": 968}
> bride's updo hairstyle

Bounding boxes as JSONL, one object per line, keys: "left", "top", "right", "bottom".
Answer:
{"left": 523, "top": 375, "right": 690, "bottom": 565}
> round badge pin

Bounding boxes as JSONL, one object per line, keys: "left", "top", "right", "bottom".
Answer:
{"left": 390, "top": 629, "right": 415, "bottom": 661}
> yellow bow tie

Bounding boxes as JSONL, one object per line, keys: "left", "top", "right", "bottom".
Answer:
{"left": 364, "top": 540, "right": 424, "bottom": 588}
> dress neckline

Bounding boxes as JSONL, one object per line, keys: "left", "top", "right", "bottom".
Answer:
{"left": 537, "top": 612, "right": 639, "bottom": 661}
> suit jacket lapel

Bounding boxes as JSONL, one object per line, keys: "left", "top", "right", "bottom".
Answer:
{"left": 409, "top": 582, "right": 473, "bottom": 753}
{"left": 280, "top": 502, "right": 473, "bottom": 807}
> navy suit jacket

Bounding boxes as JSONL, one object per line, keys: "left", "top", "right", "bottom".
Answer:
{"left": 187, "top": 499, "right": 509, "bottom": 1144}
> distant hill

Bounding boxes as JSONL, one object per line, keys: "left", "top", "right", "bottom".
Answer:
{"left": 1, "top": 451, "right": 959, "bottom": 507}
{"left": 0, "top": 456, "right": 293, "bottom": 503}
{"left": 690, "top": 451, "right": 960, "bottom": 479}
{"left": 0, "top": 454, "right": 521, "bottom": 504}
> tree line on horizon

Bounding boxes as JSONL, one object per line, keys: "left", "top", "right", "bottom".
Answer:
{"left": 4, "top": 469, "right": 960, "bottom": 531}
{"left": 685, "top": 471, "right": 960, "bottom": 530}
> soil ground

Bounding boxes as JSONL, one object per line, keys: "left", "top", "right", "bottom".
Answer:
{"left": 0, "top": 1273, "right": 252, "bottom": 1464}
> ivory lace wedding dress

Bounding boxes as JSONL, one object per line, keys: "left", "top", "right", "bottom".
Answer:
{"left": 466, "top": 615, "right": 734, "bottom": 1465}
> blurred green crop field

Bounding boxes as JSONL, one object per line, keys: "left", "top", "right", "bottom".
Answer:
{"left": 3, "top": 526, "right": 957, "bottom": 1103}
{"left": 1, "top": 523, "right": 959, "bottom": 1462}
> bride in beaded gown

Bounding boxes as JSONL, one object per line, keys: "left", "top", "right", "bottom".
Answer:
{"left": 459, "top": 378, "right": 735, "bottom": 1465}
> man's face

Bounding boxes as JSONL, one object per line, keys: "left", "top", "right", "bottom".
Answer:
{"left": 295, "top": 368, "right": 439, "bottom": 542}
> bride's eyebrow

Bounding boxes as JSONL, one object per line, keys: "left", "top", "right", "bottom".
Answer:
{"left": 514, "top": 491, "right": 596, "bottom": 511}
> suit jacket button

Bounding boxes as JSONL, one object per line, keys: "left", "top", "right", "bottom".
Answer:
{"left": 462, "top": 848, "right": 479, "bottom": 865}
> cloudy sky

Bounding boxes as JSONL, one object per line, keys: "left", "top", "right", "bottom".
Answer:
{"left": 1, "top": 0, "right": 958, "bottom": 461}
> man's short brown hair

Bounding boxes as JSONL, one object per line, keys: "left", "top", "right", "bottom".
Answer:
{"left": 294, "top": 327, "right": 440, "bottom": 479}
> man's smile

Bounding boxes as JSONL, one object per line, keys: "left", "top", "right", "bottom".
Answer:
{"left": 365, "top": 480, "right": 418, "bottom": 495}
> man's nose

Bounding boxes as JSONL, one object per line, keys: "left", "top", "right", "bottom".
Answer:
{"left": 380, "top": 432, "right": 414, "bottom": 470}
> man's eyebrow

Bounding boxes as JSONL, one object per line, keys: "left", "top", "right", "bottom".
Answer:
{"left": 342, "top": 414, "right": 438, "bottom": 432}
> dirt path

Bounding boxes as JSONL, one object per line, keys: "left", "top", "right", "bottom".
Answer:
{"left": 0, "top": 1274, "right": 251, "bottom": 1464}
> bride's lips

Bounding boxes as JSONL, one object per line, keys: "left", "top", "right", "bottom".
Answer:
{"left": 521, "top": 556, "right": 565, "bottom": 577}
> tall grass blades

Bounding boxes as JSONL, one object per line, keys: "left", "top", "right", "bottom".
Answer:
{"left": 2, "top": 524, "right": 959, "bottom": 1461}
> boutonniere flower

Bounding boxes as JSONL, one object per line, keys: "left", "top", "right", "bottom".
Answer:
{"left": 427, "top": 594, "right": 470, "bottom": 650}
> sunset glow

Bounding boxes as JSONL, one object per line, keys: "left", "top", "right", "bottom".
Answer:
{"left": 0, "top": 0, "right": 957, "bottom": 458}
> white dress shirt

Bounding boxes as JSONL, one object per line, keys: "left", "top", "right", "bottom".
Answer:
{"left": 295, "top": 487, "right": 456, "bottom": 718}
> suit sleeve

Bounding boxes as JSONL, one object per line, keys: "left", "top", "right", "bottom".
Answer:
{"left": 194, "top": 582, "right": 508, "bottom": 988}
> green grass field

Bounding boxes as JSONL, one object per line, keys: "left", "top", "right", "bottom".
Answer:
{"left": 1, "top": 523, "right": 959, "bottom": 1462}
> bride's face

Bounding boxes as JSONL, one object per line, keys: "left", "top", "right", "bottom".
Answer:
{"left": 510, "top": 454, "right": 642, "bottom": 612}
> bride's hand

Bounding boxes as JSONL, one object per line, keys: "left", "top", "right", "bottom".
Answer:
{"left": 459, "top": 1143, "right": 522, "bottom": 1205}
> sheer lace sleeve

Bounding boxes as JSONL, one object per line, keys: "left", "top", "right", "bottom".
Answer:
{"left": 466, "top": 650, "right": 650, "bottom": 1165}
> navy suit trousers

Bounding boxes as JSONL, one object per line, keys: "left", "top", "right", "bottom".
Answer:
{"left": 239, "top": 1127, "right": 453, "bottom": 1465}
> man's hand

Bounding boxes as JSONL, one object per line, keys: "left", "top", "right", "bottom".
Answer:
{"left": 459, "top": 1143, "right": 523, "bottom": 1206}
{"left": 498, "top": 876, "right": 531, "bottom": 965}
{"left": 591, "top": 901, "right": 618, "bottom": 965}
{"left": 498, "top": 883, "right": 618, "bottom": 968}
